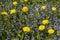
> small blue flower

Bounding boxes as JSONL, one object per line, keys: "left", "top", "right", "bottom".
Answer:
{"left": 58, "top": 38, "right": 60, "bottom": 40}
{"left": 6, "top": 38, "right": 10, "bottom": 40}
{"left": 54, "top": 35, "right": 57, "bottom": 39}
{"left": 35, "top": 4, "right": 40, "bottom": 8}
{"left": 59, "top": 8, "right": 60, "bottom": 10}
{"left": 57, "top": 19, "right": 60, "bottom": 23}
{"left": 31, "top": 37, "right": 35, "bottom": 40}
{"left": 0, "top": 28, "right": 4, "bottom": 30}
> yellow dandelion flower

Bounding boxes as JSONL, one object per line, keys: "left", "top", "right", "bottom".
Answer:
{"left": 52, "top": 7, "right": 56, "bottom": 11}
{"left": 24, "top": 0, "right": 28, "bottom": 2}
{"left": 42, "top": 19, "right": 49, "bottom": 25}
{"left": 1, "top": 11, "right": 8, "bottom": 16}
{"left": 39, "top": 25, "right": 45, "bottom": 31}
{"left": 48, "top": 29, "right": 55, "bottom": 34}
{"left": 10, "top": 9, "right": 16, "bottom": 14}
{"left": 23, "top": 26, "right": 31, "bottom": 32}
{"left": 41, "top": 5, "right": 46, "bottom": 9}
{"left": 13, "top": 1, "right": 18, "bottom": 6}
{"left": 22, "top": 6, "right": 28, "bottom": 12}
